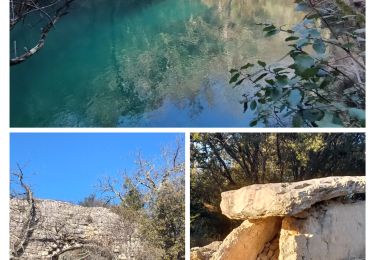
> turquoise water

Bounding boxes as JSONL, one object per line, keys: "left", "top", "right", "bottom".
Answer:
{"left": 10, "top": 0, "right": 302, "bottom": 127}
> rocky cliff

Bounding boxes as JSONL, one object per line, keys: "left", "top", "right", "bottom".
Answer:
{"left": 10, "top": 199, "right": 145, "bottom": 259}
{"left": 191, "top": 176, "right": 365, "bottom": 260}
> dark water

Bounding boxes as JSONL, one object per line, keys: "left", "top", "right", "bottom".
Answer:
{"left": 10, "top": 0, "right": 302, "bottom": 127}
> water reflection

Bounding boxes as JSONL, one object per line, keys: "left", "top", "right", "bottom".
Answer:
{"left": 10, "top": 0, "right": 303, "bottom": 127}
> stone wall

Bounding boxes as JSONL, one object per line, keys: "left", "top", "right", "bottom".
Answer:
{"left": 191, "top": 176, "right": 365, "bottom": 260}
{"left": 10, "top": 199, "right": 145, "bottom": 259}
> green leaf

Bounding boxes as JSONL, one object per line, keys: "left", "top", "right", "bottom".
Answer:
{"left": 229, "top": 73, "right": 240, "bottom": 83}
{"left": 294, "top": 54, "right": 315, "bottom": 71}
{"left": 302, "top": 109, "right": 324, "bottom": 122}
{"left": 265, "top": 87, "right": 272, "bottom": 97}
{"left": 249, "top": 119, "right": 258, "bottom": 127}
{"left": 273, "top": 67, "right": 286, "bottom": 73}
{"left": 304, "top": 83, "right": 319, "bottom": 89}
{"left": 263, "top": 25, "right": 276, "bottom": 32}
{"left": 319, "top": 78, "right": 331, "bottom": 89}
{"left": 253, "top": 73, "right": 268, "bottom": 83}
{"left": 313, "top": 39, "right": 326, "bottom": 54}
{"left": 250, "top": 100, "right": 257, "bottom": 110}
{"left": 240, "top": 63, "right": 254, "bottom": 70}
{"left": 292, "top": 113, "right": 303, "bottom": 127}
{"left": 258, "top": 98, "right": 266, "bottom": 104}
{"left": 265, "top": 29, "right": 279, "bottom": 37}
{"left": 243, "top": 102, "right": 248, "bottom": 112}
{"left": 275, "top": 75, "right": 289, "bottom": 86}
{"left": 348, "top": 108, "right": 365, "bottom": 121}
{"left": 296, "top": 38, "right": 310, "bottom": 48}
{"left": 285, "top": 36, "right": 299, "bottom": 41}
{"left": 306, "top": 28, "right": 320, "bottom": 38}
{"left": 300, "top": 67, "right": 319, "bottom": 78}
{"left": 288, "top": 89, "right": 302, "bottom": 107}
{"left": 306, "top": 13, "right": 320, "bottom": 19}
{"left": 257, "top": 60, "right": 266, "bottom": 67}
{"left": 316, "top": 112, "right": 344, "bottom": 127}
{"left": 271, "top": 88, "right": 282, "bottom": 101}
{"left": 235, "top": 78, "right": 245, "bottom": 87}
{"left": 265, "top": 79, "right": 275, "bottom": 85}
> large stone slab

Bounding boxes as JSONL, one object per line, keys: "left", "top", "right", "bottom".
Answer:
{"left": 211, "top": 217, "right": 281, "bottom": 260}
{"left": 279, "top": 200, "right": 365, "bottom": 260}
{"left": 220, "top": 176, "right": 365, "bottom": 220}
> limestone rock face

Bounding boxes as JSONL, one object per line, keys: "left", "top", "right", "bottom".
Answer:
{"left": 220, "top": 176, "right": 365, "bottom": 220}
{"left": 279, "top": 200, "right": 365, "bottom": 260}
{"left": 211, "top": 217, "right": 281, "bottom": 260}
{"left": 191, "top": 241, "right": 222, "bottom": 260}
{"left": 10, "top": 199, "right": 145, "bottom": 259}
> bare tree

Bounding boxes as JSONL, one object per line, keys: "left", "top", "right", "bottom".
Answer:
{"left": 10, "top": 164, "right": 39, "bottom": 259}
{"left": 10, "top": 0, "right": 75, "bottom": 66}
{"left": 9, "top": 166, "right": 125, "bottom": 259}
{"left": 98, "top": 138, "right": 184, "bottom": 203}
{"left": 97, "top": 139, "right": 185, "bottom": 259}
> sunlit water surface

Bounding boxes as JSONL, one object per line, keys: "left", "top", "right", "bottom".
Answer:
{"left": 11, "top": 0, "right": 303, "bottom": 127}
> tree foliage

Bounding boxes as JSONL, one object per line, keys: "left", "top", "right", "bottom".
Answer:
{"left": 78, "top": 194, "right": 108, "bottom": 208}
{"left": 230, "top": 0, "right": 365, "bottom": 127}
{"left": 190, "top": 132, "right": 365, "bottom": 246}
{"left": 98, "top": 140, "right": 185, "bottom": 259}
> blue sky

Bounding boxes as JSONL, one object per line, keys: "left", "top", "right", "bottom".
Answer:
{"left": 10, "top": 133, "right": 184, "bottom": 203}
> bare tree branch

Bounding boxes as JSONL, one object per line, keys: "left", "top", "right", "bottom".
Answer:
{"left": 10, "top": 0, "right": 75, "bottom": 66}
{"left": 10, "top": 164, "right": 39, "bottom": 259}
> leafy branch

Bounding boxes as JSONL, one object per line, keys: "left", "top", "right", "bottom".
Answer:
{"left": 230, "top": 0, "right": 365, "bottom": 127}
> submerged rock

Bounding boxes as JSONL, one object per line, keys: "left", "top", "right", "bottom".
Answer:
{"left": 220, "top": 176, "right": 365, "bottom": 220}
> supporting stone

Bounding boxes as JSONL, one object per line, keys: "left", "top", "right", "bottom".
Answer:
{"left": 279, "top": 200, "right": 365, "bottom": 260}
{"left": 211, "top": 217, "right": 281, "bottom": 260}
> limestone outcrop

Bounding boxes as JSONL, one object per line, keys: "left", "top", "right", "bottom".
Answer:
{"left": 191, "top": 176, "right": 365, "bottom": 260}
{"left": 10, "top": 199, "right": 146, "bottom": 259}
{"left": 220, "top": 176, "right": 365, "bottom": 220}
{"left": 279, "top": 200, "right": 365, "bottom": 260}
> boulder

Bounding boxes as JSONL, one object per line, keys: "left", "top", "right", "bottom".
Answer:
{"left": 190, "top": 241, "right": 222, "bottom": 260}
{"left": 211, "top": 217, "right": 281, "bottom": 260}
{"left": 279, "top": 200, "right": 365, "bottom": 260}
{"left": 220, "top": 176, "right": 365, "bottom": 220}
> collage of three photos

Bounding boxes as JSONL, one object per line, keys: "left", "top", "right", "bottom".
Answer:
{"left": 8, "top": 0, "right": 366, "bottom": 259}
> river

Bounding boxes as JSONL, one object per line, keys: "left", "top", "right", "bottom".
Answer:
{"left": 10, "top": 0, "right": 303, "bottom": 127}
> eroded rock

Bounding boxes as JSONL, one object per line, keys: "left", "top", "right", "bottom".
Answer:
{"left": 9, "top": 199, "right": 145, "bottom": 259}
{"left": 191, "top": 241, "right": 222, "bottom": 260}
{"left": 211, "top": 217, "right": 281, "bottom": 260}
{"left": 279, "top": 200, "right": 365, "bottom": 260}
{"left": 220, "top": 176, "right": 365, "bottom": 220}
